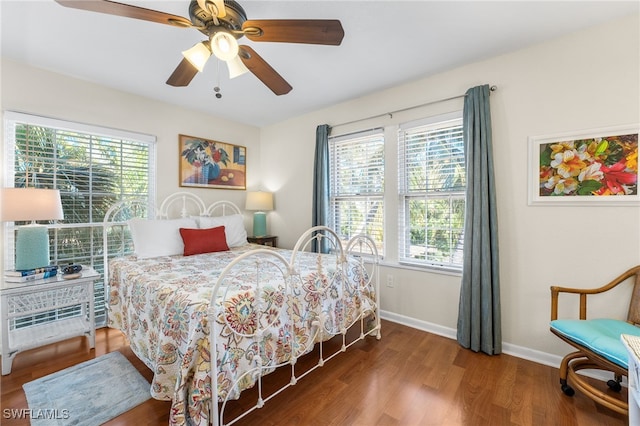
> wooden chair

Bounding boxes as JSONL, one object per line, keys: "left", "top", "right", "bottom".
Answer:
{"left": 550, "top": 265, "right": 640, "bottom": 415}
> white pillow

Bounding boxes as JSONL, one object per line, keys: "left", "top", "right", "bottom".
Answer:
{"left": 128, "top": 217, "right": 198, "bottom": 259}
{"left": 198, "top": 214, "right": 248, "bottom": 247}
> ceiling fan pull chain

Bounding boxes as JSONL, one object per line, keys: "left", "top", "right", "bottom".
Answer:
{"left": 214, "top": 60, "right": 222, "bottom": 99}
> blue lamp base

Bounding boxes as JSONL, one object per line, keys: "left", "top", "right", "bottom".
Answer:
{"left": 15, "top": 224, "right": 50, "bottom": 271}
{"left": 252, "top": 212, "right": 267, "bottom": 237}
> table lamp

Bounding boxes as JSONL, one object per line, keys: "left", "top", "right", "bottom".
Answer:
{"left": 1, "top": 188, "right": 64, "bottom": 270}
{"left": 245, "top": 191, "right": 273, "bottom": 237}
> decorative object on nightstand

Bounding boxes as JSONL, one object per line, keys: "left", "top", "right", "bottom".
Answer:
{"left": 4, "top": 265, "right": 59, "bottom": 283}
{"left": 245, "top": 191, "right": 273, "bottom": 237}
{"left": 1, "top": 188, "right": 64, "bottom": 271}
{"left": 1, "top": 266, "right": 100, "bottom": 375}
{"left": 61, "top": 263, "right": 83, "bottom": 279}
{"left": 247, "top": 235, "right": 278, "bottom": 247}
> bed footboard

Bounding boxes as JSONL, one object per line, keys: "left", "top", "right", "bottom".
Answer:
{"left": 208, "top": 227, "right": 380, "bottom": 426}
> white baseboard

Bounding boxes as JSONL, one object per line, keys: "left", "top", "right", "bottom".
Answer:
{"left": 379, "top": 310, "right": 620, "bottom": 384}
{"left": 380, "top": 310, "right": 457, "bottom": 340}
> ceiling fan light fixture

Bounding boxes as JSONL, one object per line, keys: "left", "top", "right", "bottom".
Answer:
{"left": 210, "top": 31, "right": 239, "bottom": 62}
{"left": 182, "top": 42, "right": 211, "bottom": 72}
{"left": 227, "top": 55, "right": 250, "bottom": 79}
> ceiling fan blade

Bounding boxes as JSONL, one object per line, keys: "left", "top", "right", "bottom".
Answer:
{"left": 55, "top": 0, "right": 192, "bottom": 28}
{"left": 242, "top": 20, "right": 344, "bottom": 46}
{"left": 239, "top": 46, "right": 292, "bottom": 96}
{"left": 166, "top": 58, "right": 199, "bottom": 87}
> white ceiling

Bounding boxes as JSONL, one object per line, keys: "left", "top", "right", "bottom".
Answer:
{"left": 1, "top": 1, "right": 638, "bottom": 127}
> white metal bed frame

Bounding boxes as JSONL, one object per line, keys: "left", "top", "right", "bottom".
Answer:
{"left": 210, "top": 226, "right": 380, "bottom": 425}
{"left": 102, "top": 192, "right": 381, "bottom": 426}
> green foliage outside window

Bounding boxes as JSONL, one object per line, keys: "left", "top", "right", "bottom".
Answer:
{"left": 401, "top": 119, "right": 465, "bottom": 268}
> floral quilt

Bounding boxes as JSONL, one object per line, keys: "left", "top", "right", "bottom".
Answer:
{"left": 107, "top": 245, "right": 375, "bottom": 426}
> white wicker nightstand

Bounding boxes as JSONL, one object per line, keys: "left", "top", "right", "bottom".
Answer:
{"left": 1, "top": 266, "right": 100, "bottom": 375}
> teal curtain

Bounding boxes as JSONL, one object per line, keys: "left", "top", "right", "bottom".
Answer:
{"left": 456, "top": 84, "right": 501, "bottom": 355}
{"left": 312, "top": 124, "right": 330, "bottom": 253}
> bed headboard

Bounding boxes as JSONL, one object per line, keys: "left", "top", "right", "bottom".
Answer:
{"left": 206, "top": 200, "right": 242, "bottom": 217}
{"left": 157, "top": 192, "right": 206, "bottom": 218}
{"left": 156, "top": 192, "right": 242, "bottom": 219}
{"left": 102, "top": 192, "right": 242, "bottom": 300}
{"left": 103, "top": 192, "right": 241, "bottom": 223}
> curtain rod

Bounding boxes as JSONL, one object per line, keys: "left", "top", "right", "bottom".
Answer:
{"left": 331, "top": 85, "right": 497, "bottom": 129}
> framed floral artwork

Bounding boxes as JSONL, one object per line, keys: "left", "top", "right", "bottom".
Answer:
{"left": 528, "top": 125, "right": 639, "bottom": 206}
{"left": 179, "top": 134, "right": 246, "bottom": 190}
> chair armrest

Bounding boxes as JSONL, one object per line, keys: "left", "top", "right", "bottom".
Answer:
{"left": 550, "top": 286, "right": 590, "bottom": 321}
{"left": 550, "top": 265, "right": 640, "bottom": 321}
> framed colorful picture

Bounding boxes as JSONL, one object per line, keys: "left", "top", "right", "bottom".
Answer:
{"left": 179, "top": 134, "right": 246, "bottom": 190}
{"left": 528, "top": 125, "right": 639, "bottom": 206}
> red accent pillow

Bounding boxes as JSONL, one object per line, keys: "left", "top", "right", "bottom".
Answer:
{"left": 179, "top": 226, "right": 229, "bottom": 256}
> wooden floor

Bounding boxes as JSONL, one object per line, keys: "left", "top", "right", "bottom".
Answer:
{"left": 0, "top": 320, "right": 628, "bottom": 425}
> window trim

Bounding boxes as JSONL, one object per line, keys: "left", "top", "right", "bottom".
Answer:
{"left": 397, "top": 110, "right": 465, "bottom": 272}
{"left": 4, "top": 111, "right": 156, "bottom": 144}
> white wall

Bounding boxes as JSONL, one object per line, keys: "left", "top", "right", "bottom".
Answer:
{"left": 259, "top": 14, "right": 640, "bottom": 362}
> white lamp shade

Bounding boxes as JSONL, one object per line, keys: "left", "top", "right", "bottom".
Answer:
{"left": 210, "top": 31, "right": 239, "bottom": 61}
{"left": 182, "top": 42, "right": 211, "bottom": 72}
{"left": 1, "top": 188, "right": 64, "bottom": 222}
{"left": 227, "top": 55, "right": 249, "bottom": 79}
{"left": 245, "top": 191, "right": 273, "bottom": 211}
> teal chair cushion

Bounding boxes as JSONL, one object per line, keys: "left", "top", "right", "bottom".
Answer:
{"left": 550, "top": 318, "right": 640, "bottom": 369}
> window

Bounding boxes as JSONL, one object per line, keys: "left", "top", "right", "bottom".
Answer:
{"left": 4, "top": 111, "right": 156, "bottom": 326}
{"left": 398, "top": 112, "right": 465, "bottom": 270}
{"left": 329, "top": 129, "right": 384, "bottom": 254}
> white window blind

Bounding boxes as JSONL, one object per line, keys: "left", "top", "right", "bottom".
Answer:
{"left": 398, "top": 113, "right": 465, "bottom": 270}
{"left": 329, "top": 129, "right": 384, "bottom": 255}
{"left": 3, "top": 111, "right": 156, "bottom": 327}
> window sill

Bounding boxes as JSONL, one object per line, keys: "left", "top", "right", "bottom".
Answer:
{"left": 379, "top": 260, "right": 462, "bottom": 277}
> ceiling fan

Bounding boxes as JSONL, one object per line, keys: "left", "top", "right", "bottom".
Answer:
{"left": 54, "top": 0, "right": 345, "bottom": 95}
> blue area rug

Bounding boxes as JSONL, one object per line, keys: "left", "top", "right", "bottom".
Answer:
{"left": 23, "top": 351, "right": 151, "bottom": 426}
